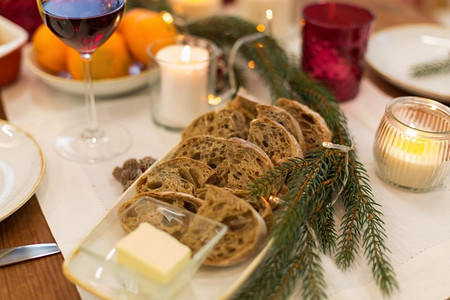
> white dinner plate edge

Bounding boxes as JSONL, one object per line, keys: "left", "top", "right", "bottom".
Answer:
{"left": 0, "top": 120, "right": 46, "bottom": 222}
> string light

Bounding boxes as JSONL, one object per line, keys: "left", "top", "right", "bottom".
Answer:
{"left": 161, "top": 11, "right": 173, "bottom": 24}
{"left": 267, "top": 195, "right": 281, "bottom": 207}
{"left": 256, "top": 24, "right": 266, "bottom": 32}
{"left": 208, "top": 94, "right": 222, "bottom": 106}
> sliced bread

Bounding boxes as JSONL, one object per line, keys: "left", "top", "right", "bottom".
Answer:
{"left": 170, "top": 135, "right": 273, "bottom": 190}
{"left": 118, "top": 190, "right": 204, "bottom": 218}
{"left": 227, "top": 93, "right": 259, "bottom": 124}
{"left": 277, "top": 98, "right": 332, "bottom": 152}
{"left": 195, "top": 187, "right": 273, "bottom": 229}
{"left": 135, "top": 157, "right": 219, "bottom": 195}
{"left": 255, "top": 104, "right": 307, "bottom": 154}
{"left": 247, "top": 117, "right": 303, "bottom": 165}
{"left": 180, "top": 185, "right": 267, "bottom": 266}
{"left": 181, "top": 107, "right": 249, "bottom": 140}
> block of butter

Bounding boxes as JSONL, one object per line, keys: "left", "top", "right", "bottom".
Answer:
{"left": 116, "top": 222, "right": 191, "bottom": 284}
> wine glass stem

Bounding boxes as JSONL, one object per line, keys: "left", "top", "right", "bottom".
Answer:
{"left": 81, "top": 53, "right": 100, "bottom": 141}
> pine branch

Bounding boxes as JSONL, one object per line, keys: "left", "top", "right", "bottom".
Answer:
{"left": 247, "top": 157, "right": 306, "bottom": 200}
{"left": 183, "top": 15, "right": 397, "bottom": 300}
{"left": 187, "top": 16, "right": 292, "bottom": 99}
{"left": 347, "top": 158, "right": 398, "bottom": 295}
{"left": 410, "top": 58, "right": 450, "bottom": 78}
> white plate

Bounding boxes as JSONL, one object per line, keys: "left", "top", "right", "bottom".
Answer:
{"left": 0, "top": 120, "right": 45, "bottom": 222}
{"left": 24, "top": 45, "right": 152, "bottom": 97}
{"left": 63, "top": 148, "right": 270, "bottom": 300}
{"left": 366, "top": 24, "right": 450, "bottom": 103}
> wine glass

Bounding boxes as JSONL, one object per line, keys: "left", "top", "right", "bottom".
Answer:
{"left": 36, "top": 0, "right": 131, "bottom": 163}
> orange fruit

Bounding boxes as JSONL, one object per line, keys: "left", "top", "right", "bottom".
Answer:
{"left": 32, "top": 24, "right": 69, "bottom": 74}
{"left": 66, "top": 32, "right": 132, "bottom": 80}
{"left": 119, "top": 8, "right": 177, "bottom": 65}
{"left": 117, "top": 8, "right": 155, "bottom": 35}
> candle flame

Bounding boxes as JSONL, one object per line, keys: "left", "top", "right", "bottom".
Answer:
{"left": 265, "top": 9, "right": 273, "bottom": 20}
{"left": 181, "top": 45, "right": 191, "bottom": 63}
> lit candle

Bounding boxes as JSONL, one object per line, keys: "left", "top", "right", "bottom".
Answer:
{"left": 374, "top": 96, "right": 450, "bottom": 192}
{"left": 155, "top": 44, "right": 210, "bottom": 127}
{"left": 169, "top": 0, "right": 220, "bottom": 20}
{"left": 240, "top": 0, "right": 294, "bottom": 38}
{"left": 382, "top": 133, "right": 445, "bottom": 190}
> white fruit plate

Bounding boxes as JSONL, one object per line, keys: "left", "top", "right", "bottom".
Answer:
{"left": 24, "top": 45, "right": 154, "bottom": 98}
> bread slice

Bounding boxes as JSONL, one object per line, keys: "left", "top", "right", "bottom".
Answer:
{"left": 171, "top": 135, "right": 273, "bottom": 190}
{"left": 181, "top": 107, "right": 249, "bottom": 140}
{"left": 255, "top": 104, "right": 306, "bottom": 154}
{"left": 118, "top": 190, "right": 204, "bottom": 217}
{"left": 180, "top": 185, "right": 267, "bottom": 266}
{"left": 247, "top": 117, "right": 303, "bottom": 164}
{"left": 227, "top": 93, "right": 259, "bottom": 124}
{"left": 195, "top": 187, "right": 273, "bottom": 229}
{"left": 135, "top": 157, "right": 219, "bottom": 195}
{"left": 277, "top": 98, "right": 332, "bottom": 152}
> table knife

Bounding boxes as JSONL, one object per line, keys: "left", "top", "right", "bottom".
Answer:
{"left": 0, "top": 243, "right": 60, "bottom": 267}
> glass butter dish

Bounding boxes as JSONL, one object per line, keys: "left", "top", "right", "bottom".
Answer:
{"left": 63, "top": 196, "right": 227, "bottom": 299}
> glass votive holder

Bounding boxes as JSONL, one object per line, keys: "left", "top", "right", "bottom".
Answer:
{"left": 301, "top": 2, "right": 374, "bottom": 101}
{"left": 373, "top": 96, "right": 450, "bottom": 192}
{"left": 147, "top": 35, "right": 219, "bottom": 130}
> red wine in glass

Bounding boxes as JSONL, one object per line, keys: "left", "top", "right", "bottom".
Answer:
{"left": 37, "top": 0, "right": 131, "bottom": 163}
{"left": 42, "top": 0, "right": 125, "bottom": 53}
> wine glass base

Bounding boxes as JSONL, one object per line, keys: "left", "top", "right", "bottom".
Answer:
{"left": 55, "top": 122, "right": 131, "bottom": 163}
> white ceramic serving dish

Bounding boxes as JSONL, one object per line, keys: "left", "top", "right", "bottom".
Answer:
{"left": 24, "top": 45, "right": 154, "bottom": 98}
{"left": 0, "top": 15, "right": 28, "bottom": 86}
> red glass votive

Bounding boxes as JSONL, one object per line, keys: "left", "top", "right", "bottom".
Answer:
{"left": 301, "top": 2, "right": 374, "bottom": 101}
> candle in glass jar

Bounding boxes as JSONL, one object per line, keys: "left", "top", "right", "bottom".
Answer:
{"left": 374, "top": 96, "right": 450, "bottom": 192}
{"left": 381, "top": 134, "right": 444, "bottom": 190}
{"left": 169, "top": 0, "right": 220, "bottom": 20}
{"left": 155, "top": 44, "right": 209, "bottom": 127}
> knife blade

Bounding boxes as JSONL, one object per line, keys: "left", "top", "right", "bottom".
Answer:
{"left": 0, "top": 243, "right": 60, "bottom": 267}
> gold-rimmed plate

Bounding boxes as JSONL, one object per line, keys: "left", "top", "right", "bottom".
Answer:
{"left": 0, "top": 120, "right": 45, "bottom": 221}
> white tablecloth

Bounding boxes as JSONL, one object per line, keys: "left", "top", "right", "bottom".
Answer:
{"left": 2, "top": 43, "right": 450, "bottom": 300}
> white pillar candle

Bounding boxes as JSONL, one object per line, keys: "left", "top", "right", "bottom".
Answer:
{"left": 240, "top": 0, "right": 295, "bottom": 38}
{"left": 169, "top": 0, "right": 221, "bottom": 20}
{"left": 155, "top": 44, "right": 210, "bottom": 127}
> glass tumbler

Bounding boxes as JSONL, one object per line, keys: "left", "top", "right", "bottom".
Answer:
{"left": 301, "top": 2, "right": 374, "bottom": 101}
{"left": 147, "top": 35, "right": 219, "bottom": 130}
{"left": 373, "top": 96, "right": 450, "bottom": 192}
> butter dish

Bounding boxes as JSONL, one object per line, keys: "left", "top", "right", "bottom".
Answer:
{"left": 63, "top": 196, "right": 226, "bottom": 299}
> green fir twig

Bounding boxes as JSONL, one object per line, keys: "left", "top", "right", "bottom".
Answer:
{"left": 410, "top": 58, "right": 450, "bottom": 78}
{"left": 183, "top": 15, "right": 398, "bottom": 300}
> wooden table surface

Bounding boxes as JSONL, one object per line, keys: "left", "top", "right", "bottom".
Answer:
{"left": 0, "top": 0, "right": 436, "bottom": 299}
{"left": 0, "top": 98, "right": 80, "bottom": 299}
